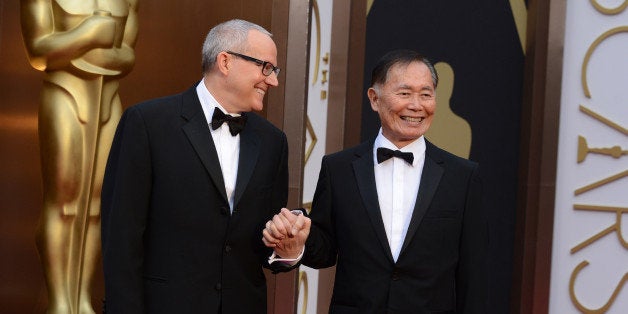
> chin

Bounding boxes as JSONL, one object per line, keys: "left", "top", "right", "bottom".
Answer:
{"left": 251, "top": 103, "right": 264, "bottom": 112}
{"left": 402, "top": 133, "right": 424, "bottom": 142}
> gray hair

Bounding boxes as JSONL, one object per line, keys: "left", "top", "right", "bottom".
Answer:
{"left": 201, "top": 19, "right": 272, "bottom": 73}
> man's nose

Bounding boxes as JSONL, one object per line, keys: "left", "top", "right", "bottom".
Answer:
{"left": 408, "top": 94, "right": 422, "bottom": 109}
{"left": 265, "top": 72, "right": 279, "bottom": 87}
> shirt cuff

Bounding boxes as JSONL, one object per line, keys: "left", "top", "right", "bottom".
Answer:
{"left": 268, "top": 247, "right": 304, "bottom": 265}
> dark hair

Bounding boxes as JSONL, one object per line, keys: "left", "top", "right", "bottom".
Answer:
{"left": 370, "top": 49, "right": 438, "bottom": 88}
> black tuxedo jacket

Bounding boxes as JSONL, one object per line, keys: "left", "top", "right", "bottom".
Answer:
{"left": 302, "top": 139, "right": 487, "bottom": 314}
{"left": 101, "top": 86, "right": 292, "bottom": 313}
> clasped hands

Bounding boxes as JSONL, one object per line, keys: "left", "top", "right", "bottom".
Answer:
{"left": 262, "top": 208, "right": 311, "bottom": 261}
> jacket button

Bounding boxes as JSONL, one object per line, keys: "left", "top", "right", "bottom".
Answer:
{"left": 225, "top": 245, "right": 232, "bottom": 253}
{"left": 215, "top": 283, "right": 222, "bottom": 290}
{"left": 391, "top": 270, "right": 400, "bottom": 281}
{"left": 220, "top": 207, "right": 229, "bottom": 215}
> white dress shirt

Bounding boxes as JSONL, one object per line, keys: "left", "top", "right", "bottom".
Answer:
{"left": 196, "top": 79, "right": 240, "bottom": 211}
{"left": 196, "top": 80, "right": 303, "bottom": 265}
{"left": 373, "top": 129, "right": 426, "bottom": 261}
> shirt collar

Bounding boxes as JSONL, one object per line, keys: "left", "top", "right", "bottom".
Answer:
{"left": 196, "top": 78, "right": 241, "bottom": 126}
{"left": 373, "top": 128, "right": 426, "bottom": 166}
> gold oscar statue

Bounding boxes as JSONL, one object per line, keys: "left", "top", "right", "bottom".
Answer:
{"left": 20, "top": 0, "right": 139, "bottom": 312}
{"left": 426, "top": 62, "right": 472, "bottom": 159}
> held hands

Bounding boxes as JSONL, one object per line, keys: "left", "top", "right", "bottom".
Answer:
{"left": 262, "top": 208, "right": 311, "bottom": 260}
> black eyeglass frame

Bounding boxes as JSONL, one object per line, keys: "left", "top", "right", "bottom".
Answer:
{"left": 226, "top": 51, "right": 281, "bottom": 76}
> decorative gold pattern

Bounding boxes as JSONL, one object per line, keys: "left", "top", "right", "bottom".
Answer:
{"left": 570, "top": 204, "right": 628, "bottom": 253}
{"left": 581, "top": 26, "right": 628, "bottom": 98}
{"left": 590, "top": 0, "right": 628, "bottom": 15}
{"left": 577, "top": 136, "right": 628, "bottom": 163}
{"left": 312, "top": 0, "right": 321, "bottom": 85}
{"left": 298, "top": 270, "right": 309, "bottom": 314}
{"left": 304, "top": 116, "right": 318, "bottom": 164}
{"left": 564, "top": 5, "right": 628, "bottom": 313}
{"left": 509, "top": 0, "right": 528, "bottom": 54}
{"left": 570, "top": 260, "right": 628, "bottom": 313}
{"left": 574, "top": 169, "right": 628, "bottom": 196}
{"left": 580, "top": 105, "right": 628, "bottom": 136}
{"left": 367, "top": 0, "right": 375, "bottom": 15}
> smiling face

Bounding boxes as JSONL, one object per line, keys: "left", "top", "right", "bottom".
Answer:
{"left": 222, "top": 29, "right": 279, "bottom": 113}
{"left": 368, "top": 61, "right": 436, "bottom": 148}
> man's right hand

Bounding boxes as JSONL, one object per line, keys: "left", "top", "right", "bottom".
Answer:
{"left": 262, "top": 208, "right": 311, "bottom": 259}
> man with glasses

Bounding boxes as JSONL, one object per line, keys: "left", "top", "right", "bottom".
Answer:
{"left": 101, "top": 19, "right": 304, "bottom": 313}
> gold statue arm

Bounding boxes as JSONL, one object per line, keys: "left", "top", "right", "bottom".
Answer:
{"left": 76, "top": 0, "right": 139, "bottom": 77}
{"left": 122, "top": 0, "right": 140, "bottom": 52}
{"left": 117, "top": 0, "right": 139, "bottom": 76}
{"left": 20, "top": 0, "right": 120, "bottom": 72}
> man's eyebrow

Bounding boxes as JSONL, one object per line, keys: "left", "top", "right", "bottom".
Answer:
{"left": 394, "top": 84, "right": 434, "bottom": 92}
{"left": 420, "top": 85, "right": 435, "bottom": 92}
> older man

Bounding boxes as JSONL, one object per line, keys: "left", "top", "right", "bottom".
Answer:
{"left": 265, "top": 49, "right": 487, "bottom": 313}
{"left": 102, "top": 19, "right": 298, "bottom": 313}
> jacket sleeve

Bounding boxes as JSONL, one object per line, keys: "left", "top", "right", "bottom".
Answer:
{"left": 456, "top": 163, "right": 488, "bottom": 313}
{"left": 262, "top": 132, "right": 297, "bottom": 273}
{"left": 302, "top": 156, "right": 338, "bottom": 269}
{"left": 101, "top": 106, "right": 151, "bottom": 313}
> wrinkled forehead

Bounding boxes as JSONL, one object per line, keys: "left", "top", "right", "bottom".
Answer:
{"left": 382, "top": 61, "right": 434, "bottom": 88}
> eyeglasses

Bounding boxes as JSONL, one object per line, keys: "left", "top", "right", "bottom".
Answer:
{"left": 226, "top": 51, "right": 281, "bottom": 76}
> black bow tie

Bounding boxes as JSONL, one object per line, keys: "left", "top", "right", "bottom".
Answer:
{"left": 211, "top": 109, "right": 247, "bottom": 136}
{"left": 376, "top": 147, "right": 414, "bottom": 164}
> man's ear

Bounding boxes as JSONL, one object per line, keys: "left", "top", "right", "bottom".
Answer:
{"left": 367, "top": 87, "right": 379, "bottom": 112}
{"left": 216, "top": 51, "right": 231, "bottom": 75}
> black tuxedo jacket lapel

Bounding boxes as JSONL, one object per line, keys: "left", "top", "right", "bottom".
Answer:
{"left": 180, "top": 88, "right": 229, "bottom": 203}
{"left": 352, "top": 141, "right": 395, "bottom": 263}
{"left": 352, "top": 139, "right": 445, "bottom": 261}
{"left": 233, "top": 113, "right": 260, "bottom": 207}
{"left": 400, "top": 143, "right": 444, "bottom": 254}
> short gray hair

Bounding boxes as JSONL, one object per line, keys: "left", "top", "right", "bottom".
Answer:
{"left": 201, "top": 19, "right": 272, "bottom": 73}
